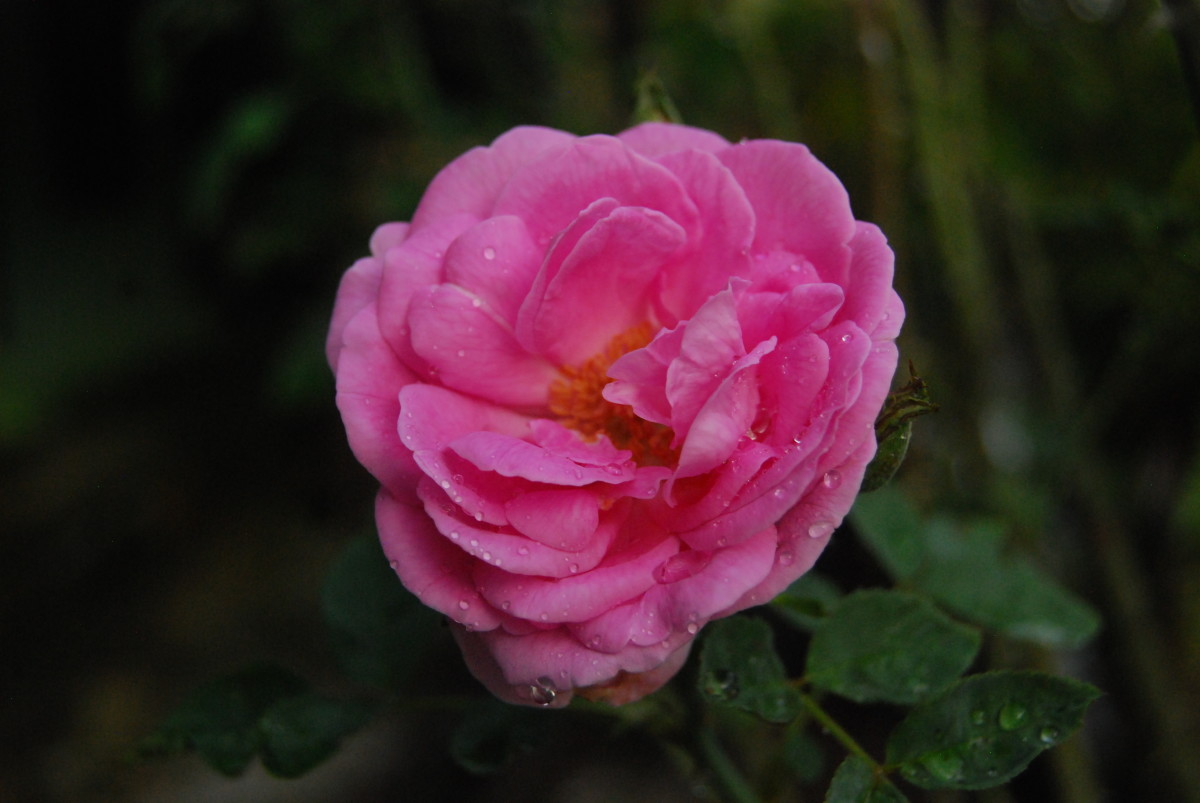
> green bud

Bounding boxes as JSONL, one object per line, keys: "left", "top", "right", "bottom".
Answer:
{"left": 862, "top": 360, "right": 938, "bottom": 492}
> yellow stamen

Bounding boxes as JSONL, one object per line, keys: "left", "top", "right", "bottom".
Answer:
{"left": 548, "top": 323, "right": 678, "bottom": 466}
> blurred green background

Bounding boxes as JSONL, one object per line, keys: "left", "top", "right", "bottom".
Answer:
{"left": 2, "top": 0, "right": 1198, "bottom": 800}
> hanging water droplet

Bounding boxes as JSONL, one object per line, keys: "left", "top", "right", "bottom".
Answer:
{"left": 821, "top": 470, "right": 842, "bottom": 489}
{"left": 483, "top": 246, "right": 496, "bottom": 260}
{"left": 1038, "top": 726, "right": 1059, "bottom": 744}
{"left": 528, "top": 676, "right": 557, "bottom": 706}
{"left": 807, "top": 521, "right": 835, "bottom": 539}
{"left": 998, "top": 702, "right": 1027, "bottom": 731}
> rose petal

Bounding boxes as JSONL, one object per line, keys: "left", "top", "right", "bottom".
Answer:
{"left": 617, "top": 121, "right": 730, "bottom": 157}
{"left": 504, "top": 488, "right": 601, "bottom": 551}
{"left": 441, "top": 215, "right": 543, "bottom": 325}
{"left": 408, "top": 283, "right": 558, "bottom": 408}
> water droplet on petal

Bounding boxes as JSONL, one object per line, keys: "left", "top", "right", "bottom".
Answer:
{"left": 686, "top": 622, "right": 699, "bottom": 635}
{"left": 448, "top": 531, "right": 460, "bottom": 540}
{"left": 456, "top": 349, "right": 466, "bottom": 357}
{"left": 457, "top": 599, "right": 470, "bottom": 611}
{"left": 518, "top": 546, "right": 530, "bottom": 556}
{"left": 482, "top": 551, "right": 492, "bottom": 561}
{"left": 569, "top": 563, "right": 579, "bottom": 574}
{"left": 807, "top": 521, "right": 835, "bottom": 539}
{"left": 777, "top": 547, "right": 795, "bottom": 566}
{"left": 822, "top": 470, "right": 842, "bottom": 490}
{"left": 501, "top": 600, "right": 511, "bottom": 610}
{"left": 469, "top": 539, "right": 479, "bottom": 547}
{"left": 528, "top": 676, "right": 557, "bottom": 706}
{"left": 388, "top": 560, "right": 398, "bottom": 572}
{"left": 474, "top": 511, "right": 483, "bottom": 521}
{"left": 998, "top": 702, "right": 1027, "bottom": 731}
{"left": 440, "top": 479, "right": 451, "bottom": 489}
{"left": 483, "top": 246, "right": 496, "bottom": 260}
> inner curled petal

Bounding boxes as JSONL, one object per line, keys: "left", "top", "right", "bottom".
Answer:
{"left": 548, "top": 323, "right": 679, "bottom": 466}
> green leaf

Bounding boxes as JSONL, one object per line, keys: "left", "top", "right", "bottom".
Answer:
{"left": 915, "top": 519, "right": 1101, "bottom": 648}
{"left": 851, "top": 491, "right": 1101, "bottom": 648}
{"left": 697, "top": 616, "right": 802, "bottom": 723}
{"left": 137, "top": 664, "right": 307, "bottom": 776}
{"left": 321, "top": 535, "right": 442, "bottom": 689}
{"left": 886, "top": 670, "right": 1102, "bottom": 790}
{"left": 782, "top": 726, "right": 826, "bottom": 784}
{"left": 258, "top": 692, "right": 375, "bottom": 778}
{"left": 772, "top": 571, "right": 843, "bottom": 632}
{"left": 849, "top": 486, "right": 926, "bottom": 581}
{"left": 807, "top": 590, "right": 981, "bottom": 705}
{"left": 450, "top": 699, "right": 549, "bottom": 775}
{"left": 827, "top": 756, "right": 909, "bottom": 803}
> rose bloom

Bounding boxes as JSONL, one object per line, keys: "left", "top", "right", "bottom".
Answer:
{"left": 327, "top": 122, "right": 902, "bottom": 707}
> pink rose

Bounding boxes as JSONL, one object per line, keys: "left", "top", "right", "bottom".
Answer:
{"left": 327, "top": 122, "right": 903, "bottom": 707}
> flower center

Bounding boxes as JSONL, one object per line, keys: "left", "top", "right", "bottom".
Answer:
{"left": 548, "top": 323, "right": 678, "bottom": 466}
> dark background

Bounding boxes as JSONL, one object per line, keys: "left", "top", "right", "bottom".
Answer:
{"left": 2, "top": 0, "right": 1198, "bottom": 800}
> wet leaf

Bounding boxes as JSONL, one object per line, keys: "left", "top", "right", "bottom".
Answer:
{"left": 698, "top": 616, "right": 801, "bottom": 723}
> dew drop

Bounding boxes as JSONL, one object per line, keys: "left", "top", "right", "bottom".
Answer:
{"left": 686, "top": 622, "right": 699, "bottom": 635}
{"left": 474, "top": 511, "right": 483, "bottom": 521}
{"left": 483, "top": 246, "right": 496, "bottom": 260}
{"left": 921, "top": 751, "right": 964, "bottom": 782}
{"left": 807, "top": 520, "right": 835, "bottom": 539}
{"left": 840, "top": 332, "right": 853, "bottom": 343}
{"left": 821, "top": 470, "right": 842, "bottom": 490}
{"left": 970, "top": 709, "right": 987, "bottom": 726}
{"left": 439, "top": 479, "right": 451, "bottom": 489}
{"left": 482, "top": 551, "right": 492, "bottom": 561}
{"left": 469, "top": 539, "right": 479, "bottom": 547}
{"left": 772, "top": 487, "right": 785, "bottom": 499}
{"left": 448, "top": 531, "right": 460, "bottom": 540}
{"left": 777, "top": 547, "right": 795, "bottom": 566}
{"left": 568, "top": 563, "right": 579, "bottom": 574}
{"left": 518, "top": 546, "right": 530, "bottom": 556}
{"left": 457, "top": 599, "right": 470, "bottom": 611}
{"left": 528, "top": 676, "right": 557, "bottom": 706}
{"left": 539, "top": 613, "right": 549, "bottom": 621}
{"left": 388, "top": 560, "right": 398, "bottom": 572}
{"left": 998, "top": 702, "right": 1027, "bottom": 731}
{"left": 456, "top": 349, "right": 466, "bottom": 357}
{"left": 1039, "top": 726, "right": 1060, "bottom": 744}
{"left": 501, "top": 600, "right": 511, "bottom": 610}
{"left": 792, "top": 435, "right": 804, "bottom": 445}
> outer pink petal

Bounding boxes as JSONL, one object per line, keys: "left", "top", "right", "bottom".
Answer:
{"left": 504, "top": 488, "right": 601, "bottom": 551}
{"left": 376, "top": 489, "right": 502, "bottom": 631}
{"left": 718, "top": 140, "right": 856, "bottom": 285}
{"left": 517, "top": 205, "right": 687, "bottom": 365}
{"left": 836, "top": 222, "right": 903, "bottom": 338}
{"left": 493, "top": 135, "right": 699, "bottom": 248}
{"left": 398, "top": 384, "right": 530, "bottom": 452}
{"left": 410, "top": 126, "right": 576, "bottom": 231}
{"left": 376, "top": 212, "right": 478, "bottom": 369}
{"left": 441, "top": 215, "right": 543, "bottom": 325}
{"left": 449, "top": 430, "right": 636, "bottom": 486}
{"left": 407, "top": 283, "right": 558, "bottom": 408}
{"left": 644, "top": 527, "right": 778, "bottom": 630}
{"left": 326, "top": 256, "right": 383, "bottom": 370}
{"left": 334, "top": 304, "right": 422, "bottom": 494}
{"left": 472, "top": 535, "right": 679, "bottom": 624}
{"left": 368, "top": 221, "right": 410, "bottom": 258}
{"left": 453, "top": 625, "right": 692, "bottom": 706}
{"left": 652, "top": 149, "right": 756, "bottom": 322}
{"left": 418, "top": 479, "right": 614, "bottom": 578}
{"left": 616, "top": 122, "right": 731, "bottom": 157}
